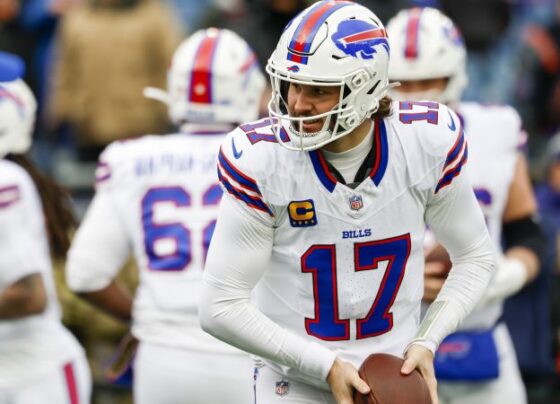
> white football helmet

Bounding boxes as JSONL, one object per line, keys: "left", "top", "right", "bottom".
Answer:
{"left": 266, "top": 0, "right": 391, "bottom": 151}
{"left": 144, "top": 28, "right": 266, "bottom": 125}
{"left": 0, "top": 79, "right": 37, "bottom": 158}
{"left": 387, "top": 7, "right": 467, "bottom": 104}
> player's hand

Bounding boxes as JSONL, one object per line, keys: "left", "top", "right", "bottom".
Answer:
{"left": 401, "top": 344, "right": 438, "bottom": 404}
{"left": 327, "top": 357, "right": 369, "bottom": 404}
{"left": 423, "top": 262, "right": 448, "bottom": 302}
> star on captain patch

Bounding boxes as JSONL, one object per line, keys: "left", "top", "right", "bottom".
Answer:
{"left": 349, "top": 194, "right": 363, "bottom": 211}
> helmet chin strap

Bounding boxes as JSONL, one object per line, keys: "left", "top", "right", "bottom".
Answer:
{"left": 289, "top": 114, "right": 334, "bottom": 151}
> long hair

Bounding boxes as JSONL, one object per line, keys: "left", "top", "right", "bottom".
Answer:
{"left": 6, "top": 154, "right": 76, "bottom": 259}
{"left": 377, "top": 95, "right": 393, "bottom": 119}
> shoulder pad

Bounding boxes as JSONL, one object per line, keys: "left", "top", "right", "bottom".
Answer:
{"left": 389, "top": 101, "right": 467, "bottom": 192}
{"left": 95, "top": 139, "right": 138, "bottom": 190}
{"left": 217, "top": 118, "right": 285, "bottom": 217}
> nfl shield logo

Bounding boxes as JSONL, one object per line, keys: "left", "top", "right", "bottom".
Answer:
{"left": 349, "top": 194, "right": 363, "bottom": 211}
{"left": 275, "top": 380, "right": 289, "bottom": 396}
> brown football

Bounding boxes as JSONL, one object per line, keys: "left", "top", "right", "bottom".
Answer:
{"left": 353, "top": 353, "right": 431, "bottom": 404}
{"left": 425, "top": 243, "right": 452, "bottom": 275}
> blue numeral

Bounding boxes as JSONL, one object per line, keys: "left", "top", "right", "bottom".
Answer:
{"left": 399, "top": 101, "right": 439, "bottom": 125}
{"left": 142, "top": 187, "right": 191, "bottom": 271}
{"left": 355, "top": 235, "right": 411, "bottom": 338}
{"left": 302, "top": 245, "right": 350, "bottom": 340}
{"left": 301, "top": 235, "right": 410, "bottom": 341}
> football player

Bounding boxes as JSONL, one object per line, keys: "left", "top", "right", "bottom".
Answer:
{"left": 0, "top": 52, "right": 92, "bottom": 403}
{"left": 199, "top": 2, "right": 496, "bottom": 403}
{"left": 65, "top": 29, "right": 265, "bottom": 404}
{"left": 387, "top": 7, "right": 544, "bottom": 404}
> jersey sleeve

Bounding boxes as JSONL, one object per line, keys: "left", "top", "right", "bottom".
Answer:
{"left": 0, "top": 168, "right": 44, "bottom": 287}
{"left": 200, "top": 195, "right": 337, "bottom": 382}
{"left": 394, "top": 102, "right": 468, "bottom": 197}
{"left": 66, "top": 143, "right": 131, "bottom": 292}
{"left": 424, "top": 104, "right": 468, "bottom": 197}
{"left": 406, "top": 104, "right": 496, "bottom": 353}
{"left": 216, "top": 125, "right": 276, "bottom": 226}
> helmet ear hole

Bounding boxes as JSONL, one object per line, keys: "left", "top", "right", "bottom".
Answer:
{"left": 345, "top": 115, "right": 358, "bottom": 128}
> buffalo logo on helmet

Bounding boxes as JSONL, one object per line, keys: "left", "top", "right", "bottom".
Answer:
{"left": 331, "top": 19, "right": 389, "bottom": 60}
{"left": 443, "top": 25, "right": 464, "bottom": 47}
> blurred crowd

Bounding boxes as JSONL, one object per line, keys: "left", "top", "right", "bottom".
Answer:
{"left": 4, "top": 0, "right": 560, "bottom": 403}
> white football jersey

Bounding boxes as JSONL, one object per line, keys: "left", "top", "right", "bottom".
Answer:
{"left": 68, "top": 126, "right": 245, "bottom": 353}
{"left": 456, "top": 102, "right": 523, "bottom": 330}
{"left": 0, "top": 159, "right": 84, "bottom": 387}
{"left": 215, "top": 101, "right": 484, "bottom": 385}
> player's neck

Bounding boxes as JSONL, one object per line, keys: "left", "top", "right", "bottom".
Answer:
{"left": 321, "top": 119, "right": 373, "bottom": 153}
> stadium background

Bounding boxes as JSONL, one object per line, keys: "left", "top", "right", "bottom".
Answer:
{"left": 2, "top": 0, "right": 560, "bottom": 402}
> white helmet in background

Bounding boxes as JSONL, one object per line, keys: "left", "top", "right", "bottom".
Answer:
{"left": 266, "top": 0, "right": 391, "bottom": 151}
{"left": 387, "top": 7, "right": 467, "bottom": 104}
{"left": 0, "top": 79, "right": 37, "bottom": 158}
{"left": 144, "top": 28, "right": 266, "bottom": 125}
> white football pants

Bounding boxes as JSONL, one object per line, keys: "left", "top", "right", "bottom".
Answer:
{"left": 0, "top": 356, "right": 91, "bottom": 404}
{"left": 134, "top": 341, "right": 254, "bottom": 404}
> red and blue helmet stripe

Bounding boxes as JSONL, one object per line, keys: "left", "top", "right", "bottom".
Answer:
{"left": 287, "top": 1, "right": 352, "bottom": 65}
{"left": 404, "top": 7, "right": 423, "bottom": 59}
{"left": 189, "top": 31, "right": 221, "bottom": 104}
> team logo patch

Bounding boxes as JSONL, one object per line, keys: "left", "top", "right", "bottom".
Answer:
{"left": 437, "top": 340, "right": 471, "bottom": 358}
{"left": 287, "top": 65, "right": 300, "bottom": 72}
{"left": 275, "top": 380, "right": 289, "bottom": 396}
{"left": 288, "top": 199, "right": 317, "bottom": 227}
{"left": 349, "top": 194, "right": 363, "bottom": 211}
{"left": 331, "top": 19, "right": 389, "bottom": 60}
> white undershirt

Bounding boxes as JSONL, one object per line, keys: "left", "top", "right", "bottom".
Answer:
{"left": 321, "top": 126, "right": 374, "bottom": 184}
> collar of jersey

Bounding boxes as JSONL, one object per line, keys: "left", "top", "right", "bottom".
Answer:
{"left": 308, "top": 116, "right": 389, "bottom": 193}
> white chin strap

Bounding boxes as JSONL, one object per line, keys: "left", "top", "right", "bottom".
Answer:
{"left": 287, "top": 114, "right": 335, "bottom": 151}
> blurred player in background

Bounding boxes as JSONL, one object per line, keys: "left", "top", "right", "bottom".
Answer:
{"left": 387, "top": 7, "right": 545, "bottom": 404}
{"left": 65, "top": 28, "right": 265, "bottom": 404}
{"left": 199, "top": 1, "right": 496, "bottom": 403}
{"left": 0, "top": 52, "right": 91, "bottom": 404}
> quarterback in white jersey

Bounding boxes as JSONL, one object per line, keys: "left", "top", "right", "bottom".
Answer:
{"left": 0, "top": 56, "right": 91, "bottom": 403}
{"left": 200, "top": 2, "right": 496, "bottom": 404}
{"left": 66, "top": 29, "right": 266, "bottom": 404}
{"left": 388, "top": 7, "right": 543, "bottom": 404}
